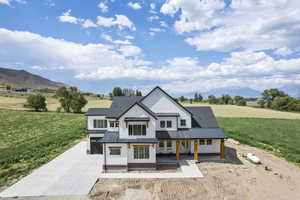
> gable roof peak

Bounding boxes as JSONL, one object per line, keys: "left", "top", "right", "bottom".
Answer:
{"left": 141, "top": 86, "right": 192, "bottom": 115}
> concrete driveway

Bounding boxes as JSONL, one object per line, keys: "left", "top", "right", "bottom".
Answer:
{"left": 0, "top": 141, "right": 102, "bottom": 197}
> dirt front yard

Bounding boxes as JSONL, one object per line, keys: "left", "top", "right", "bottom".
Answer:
{"left": 89, "top": 140, "right": 300, "bottom": 200}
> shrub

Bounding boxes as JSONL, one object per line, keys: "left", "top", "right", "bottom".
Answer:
{"left": 24, "top": 94, "right": 47, "bottom": 112}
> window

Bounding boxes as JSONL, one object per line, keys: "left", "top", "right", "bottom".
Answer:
{"left": 110, "top": 122, "right": 114, "bottom": 128}
{"left": 167, "top": 141, "right": 172, "bottom": 148}
{"left": 115, "top": 122, "right": 119, "bottom": 127}
{"left": 206, "top": 139, "right": 212, "bottom": 145}
{"left": 199, "top": 139, "right": 205, "bottom": 145}
{"left": 160, "top": 121, "right": 165, "bottom": 128}
{"left": 93, "top": 120, "right": 107, "bottom": 128}
{"left": 180, "top": 119, "right": 186, "bottom": 126}
{"left": 128, "top": 124, "right": 146, "bottom": 136}
{"left": 159, "top": 141, "right": 164, "bottom": 148}
{"left": 109, "top": 147, "right": 121, "bottom": 155}
{"left": 134, "top": 146, "right": 149, "bottom": 159}
{"left": 167, "top": 121, "right": 172, "bottom": 128}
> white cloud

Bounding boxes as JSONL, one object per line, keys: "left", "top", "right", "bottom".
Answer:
{"left": 0, "top": 0, "right": 11, "bottom": 5}
{"left": 0, "top": 0, "right": 26, "bottom": 5}
{"left": 274, "top": 47, "right": 293, "bottom": 57}
{"left": 82, "top": 19, "right": 97, "bottom": 28}
{"left": 160, "top": 21, "right": 168, "bottom": 28}
{"left": 100, "top": 33, "right": 113, "bottom": 42}
{"left": 97, "top": 15, "right": 136, "bottom": 31}
{"left": 150, "top": 3, "right": 155, "bottom": 9}
{"left": 101, "top": 33, "right": 132, "bottom": 45}
{"left": 150, "top": 28, "right": 162, "bottom": 32}
{"left": 161, "top": 0, "right": 300, "bottom": 52}
{"left": 118, "top": 45, "right": 141, "bottom": 57}
{"left": 15, "top": 0, "right": 26, "bottom": 4}
{"left": 1, "top": 28, "right": 299, "bottom": 93}
{"left": 113, "top": 40, "right": 131, "bottom": 45}
{"left": 128, "top": 2, "right": 142, "bottom": 10}
{"left": 58, "top": 10, "right": 79, "bottom": 24}
{"left": 0, "top": 28, "right": 149, "bottom": 80}
{"left": 45, "top": 0, "right": 55, "bottom": 7}
{"left": 98, "top": 2, "right": 108, "bottom": 13}
{"left": 147, "top": 15, "right": 159, "bottom": 22}
{"left": 58, "top": 11, "right": 135, "bottom": 31}
{"left": 149, "top": 3, "right": 157, "bottom": 14}
{"left": 125, "top": 35, "right": 134, "bottom": 40}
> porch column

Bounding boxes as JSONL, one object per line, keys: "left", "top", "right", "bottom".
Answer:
{"left": 220, "top": 139, "right": 225, "bottom": 159}
{"left": 194, "top": 140, "right": 198, "bottom": 161}
{"left": 176, "top": 140, "right": 180, "bottom": 160}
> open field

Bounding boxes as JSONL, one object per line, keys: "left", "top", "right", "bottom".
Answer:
{"left": 0, "top": 92, "right": 111, "bottom": 112}
{"left": 89, "top": 141, "right": 300, "bottom": 200}
{"left": 1, "top": 92, "right": 300, "bottom": 118}
{"left": 0, "top": 109, "right": 85, "bottom": 188}
{"left": 184, "top": 102, "right": 300, "bottom": 119}
{"left": 218, "top": 117, "right": 300, "bottom": 163}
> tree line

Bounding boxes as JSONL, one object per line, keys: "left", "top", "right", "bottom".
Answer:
{"left": 109, "top": 87, "right": 142, "bottom": 99}
{"left": 258, "top": 88, "right": 300, "bottom": 112}
{"left": 179, "top": 93, "right": 247, "bottom": 106}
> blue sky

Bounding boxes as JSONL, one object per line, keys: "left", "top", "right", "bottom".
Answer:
{"left": 0, "top": 0, "right": 300, "bottom": 95}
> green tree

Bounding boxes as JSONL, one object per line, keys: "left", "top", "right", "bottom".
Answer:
{"left": 208, "top": 95, "right": 219, "bottom": 104}
{"left": 179, "top": 96, "right": 185, "bottom": 102}
{"left": 25, "top": 93, "right": 47, "bottom": 111}
{"left": 234, "top": 96, "right": 246, "bottom": 106}
{"left": 6, "top": 85, "right": 11, "bottom": 91}
{"left": 112, "top": 87, "right": 123, "bottom": 96}
{"left": 220, "top": 94, "right": 233, "bottom": 105}
{"left": 194, "top": 93, "right": 198, "bottom": 102}
{"left": 109, "top": 92, "right": 113, "bottom": 100}
{"left": 136, "top": 90, "right": 142, "bottom": 96}
{"left": 261, "top": 88, "right": 287, "bottom": 108}
{"left": 56, "top": 87, "right": 72, "bottom": 113}
{"left": 56, "top": 87, "right": 87, "bottom": 113}
{"left": 189, "top": 98, "right": 193, "bottom": 104}
{"left": 271, "top": 96, "right": 296, "bottom": 111}
{"left": 198, "top": 93, "right": 203, "bottom": 102}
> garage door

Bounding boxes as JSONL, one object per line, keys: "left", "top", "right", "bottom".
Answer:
{"left": 90, "top": 138, "right": 103, "bottom": 154}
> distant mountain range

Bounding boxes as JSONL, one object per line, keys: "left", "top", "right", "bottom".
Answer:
{"left": 0, "top": 67, "right": 65, "bottom": 89}
{"left": 201, "top": 87, "right": 261, "bottom": 98}
{"left": 181, "top": 86, "right": 300, "bottom": 98}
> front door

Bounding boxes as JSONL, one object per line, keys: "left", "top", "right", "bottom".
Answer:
{"left": 180, "top": 141, "right": 190, "bottom": 153}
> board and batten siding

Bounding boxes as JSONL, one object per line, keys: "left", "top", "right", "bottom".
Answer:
{"left": 104, "top": 143, "right": 127, "bottom": 166}
{"left": 118, "top": 104, "right": 156, "bottom": 139}
{"left": 156, "top": 116, "right": 177, "bottom": 131}
{"left": 87, "top": 116, "right": 107, "bottom": 130}
{"left": 141, "top": 88, "right": 192, "bottom": 129}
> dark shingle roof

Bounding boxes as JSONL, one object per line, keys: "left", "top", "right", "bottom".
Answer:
{"left": 105, "top": 96, "right": 143, "bottom": 118}
{"left": 156, "top": 128, "right": 227, "bottom": 139}
{"left": 185, "top": 106, "right": 219, "bottom": 128}
{"left": 100, "top": 132, "right": 158, "bottom": 143}
{"left": 85, "top": 108, "right": 109, "bottom": 116}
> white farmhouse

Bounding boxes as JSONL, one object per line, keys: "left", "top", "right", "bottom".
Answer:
{"left": 85, "top": 86, "right": 228, "bottom": 171}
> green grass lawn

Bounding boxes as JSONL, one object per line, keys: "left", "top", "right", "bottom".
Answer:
{"left": 218, "top": 117, "right": 300, "bottom": 164}
{"left": 0, "top": 109, "right": 85, "bottom": 188}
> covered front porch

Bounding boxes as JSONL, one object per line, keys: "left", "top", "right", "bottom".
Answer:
{"left": 157, "top": 139, "right": 225, "bottom": 161}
